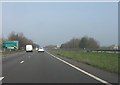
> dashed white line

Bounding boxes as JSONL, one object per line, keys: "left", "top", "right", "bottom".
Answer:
{"left": 46, "top": 51, "right": 112, "bottom": 85}
{"left": 0, "top": 77, "right": 4, "bottom": 81}
{"left": 20, "top": 61, "right": 24, "bottom": 64}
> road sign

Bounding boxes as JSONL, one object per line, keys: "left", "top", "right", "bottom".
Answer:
{"left": 2, "top": 41, "right": 19, "bottom": 50}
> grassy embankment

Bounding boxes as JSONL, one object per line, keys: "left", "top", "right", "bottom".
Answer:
{"left": 49, "top": 49, "right": 119, "bottom": 73}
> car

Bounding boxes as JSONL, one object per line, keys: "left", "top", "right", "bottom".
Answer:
{"left": 38, "top": 48, "right": 44, "bottom": 52}
{"left": 35, "top": 47, "right": 38, "bottom": 51}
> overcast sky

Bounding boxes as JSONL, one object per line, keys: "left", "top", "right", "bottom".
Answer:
{"left": 1, "top": 2, "right": 118, "bottom": 47}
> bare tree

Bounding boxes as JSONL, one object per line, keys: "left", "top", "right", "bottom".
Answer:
{"left": 7, "top": 31, "right": 39, "bottom": 50}
{"left": 79, "top": 36, "right": 99, "bottom": 50}
{"left": 60, "top": 36, "right": 100, "bottom": 50}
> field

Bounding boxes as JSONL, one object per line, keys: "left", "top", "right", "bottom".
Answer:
{"left": 49, "top": 49, "right": 119, "bottom": 73}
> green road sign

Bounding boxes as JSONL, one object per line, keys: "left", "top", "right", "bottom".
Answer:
{"left": 2, "top": 41, "right": 19, "bottom": 50}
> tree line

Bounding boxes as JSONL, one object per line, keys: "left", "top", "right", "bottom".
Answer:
{"left": 60, "top": 36, "right": 100, "bottom": 50}
{"left": 2, "top": 32, "right": 39, "bottom": 50}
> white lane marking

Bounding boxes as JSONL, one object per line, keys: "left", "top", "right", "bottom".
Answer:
{"left": 20, "top": 61, "right": 24, "bottom": 64}
{"left": 0, "top": 77, "right": 4, "bottom": 81}
{"left": 46, "top": 51, "right": 111, "bottom": 85}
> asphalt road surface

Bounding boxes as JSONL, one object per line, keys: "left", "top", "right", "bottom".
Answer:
{"left": 1, "top": 51, "right": 118, "bottom": 84}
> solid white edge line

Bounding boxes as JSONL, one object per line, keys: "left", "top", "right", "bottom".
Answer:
{"left": 0, "top": 77, "right": 4, "bottom": 81}
{"left": 20, "top": 60, "right": 24, "bottom": 64}
{"left": 45, "top": 51, "right": 112, "bottom": 85}
{"left": 0, "top": 1, "right": 119, "bottom": 2}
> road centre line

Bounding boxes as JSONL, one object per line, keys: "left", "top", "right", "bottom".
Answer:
{"left": 46, "top": 51, "right": 111, "bottom": 85}
{"left": 0, "top": 77, "right": 4, "bottom": 81}
{"left": 20, "top": 61, "right": 24, "bottom": 64}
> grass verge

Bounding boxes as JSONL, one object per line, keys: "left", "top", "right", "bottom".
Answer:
{"left": 2, "top": 50, "right": 24, "bottom": 57}
{"left": 49, "top": 49, "right": 119, "bottom": 73}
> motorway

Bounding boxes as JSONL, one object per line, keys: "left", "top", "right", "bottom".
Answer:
{"left": 1, "top": 51, "right": 118, "bottom": 84}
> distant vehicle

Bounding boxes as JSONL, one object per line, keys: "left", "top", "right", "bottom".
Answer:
{"left": 26, "top": 45, "right": 33, "bottom": 52}
{"left": 38, "top": 48, "right": 44, "bottom": 52}
{"left": 35, "top": 47, "right": 38, "bottom": 51}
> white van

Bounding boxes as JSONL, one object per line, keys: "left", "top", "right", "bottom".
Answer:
{"left": 25, "top": 45, "right": 33, "bottom": 52}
